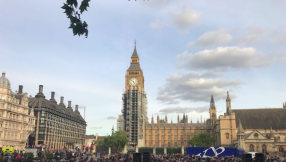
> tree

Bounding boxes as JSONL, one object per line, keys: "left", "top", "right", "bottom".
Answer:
{"left": 98, "top": 130, "right": 128, "bottom": 152}
{"left": 61, "top": 0, "right": 90, "bottom": 38}
{"left": 111, "top": 130, "right": 128, "bottom": 151}
{"left": 189, "top": 133, "right": 213, "bottom": 147}
{"left": 93, "top": 138, "right": 103, "bottom": 148}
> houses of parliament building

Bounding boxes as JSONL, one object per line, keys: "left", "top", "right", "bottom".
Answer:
{"left": 121, "top": 42, "right": 286, "bottom": 156}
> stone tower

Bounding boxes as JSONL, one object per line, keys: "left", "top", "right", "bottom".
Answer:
{"left": 226, "top": 91, "right": 232, "bottom": 114}
{"left": 209, "top": 95, "right": 217, "bottom": 127}
{"left": 122, "top": 41, "right": 148, "bottom": 148}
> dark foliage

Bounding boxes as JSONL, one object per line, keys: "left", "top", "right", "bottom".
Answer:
{"left": 61, "top": 0, "right": 90, "bottom": 38}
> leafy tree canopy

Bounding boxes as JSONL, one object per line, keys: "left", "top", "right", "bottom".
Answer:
{"left": 189, "top": 133, "right": 213, "bottom": 147}
{"left": 61, "top": 0, "right": 90, "bottom": 38}
{"left": 93, "top": 130, "right": 128, "bottom": 152}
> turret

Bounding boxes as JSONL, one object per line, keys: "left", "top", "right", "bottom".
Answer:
{"left": 237, "top": 119, "right": 245, "bottom": 149}
{"left": 157, "top": 116, "right": 160, "bottom": 128}
{"left": 209, "top": 95, "right": 217, "bottom": 127}
{"left": 165, "top": 115, "right": 168, "bottom": 126}
{"left": 177, "top": 115, "right": 179, "bottom": 124}
{"left": 210, "top": 95, "right": 215, "bottom": 109}
{"left": 151, "top": 116, "right": 154, "bottom": 127}
{"left": 186, "top": 114, "right": 188, "bottom": 123}
{"left": 226, "top": 91, "right": 232, "bottom": 114}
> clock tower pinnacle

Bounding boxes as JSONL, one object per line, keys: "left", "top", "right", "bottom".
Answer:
{"left": 122, "top": 42, "right": 148, "bottom": 148}
{"left": 125, "top": 41, "right": 144, "bottom": 91}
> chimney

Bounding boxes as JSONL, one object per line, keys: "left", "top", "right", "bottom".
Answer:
{"left": 39, "top": 85, "right": 43, "bottom": 93}
{"left": 75, "top": 105, "right": 80, "bottom": 113}
{"left": 67, "top": 101, "right": 73, "bottom": 110}
{"left": 35, "top": 85, "right": 45, "bottom": 98}
{"left": 59, "top": 96, "right": 66, "bottom": 108}
{"left": 50, "top": 91, "right": 57, "bottom": 103}
{"left": 18, "top": 85, "right": 23, "bottom": 94}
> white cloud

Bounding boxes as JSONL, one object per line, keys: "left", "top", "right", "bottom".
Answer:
{"left": 235, "top": 28, "right": 266, "bottom": 44}
{"left": 173, "top": 8, "right": 201, "bottom": 31}
{"left": 235, "top": 28, "right": 286, "bottom": 45}
{"left": 187, "top": 29, "right": 232, "bottom": 47}
{"left": 150, "top": 20, "right": 165, "bottom": 29}
{"left": 106, "top": 116, "right": 117, "bottom": 120}
{"left": 157, "top": 72, "right": 240, "bottom": 103}
{"left": 176, "top": 47, "right": 275, "bottom": 70}
{"left": 159, "top": 106, "right": 209, "bottom": 114}
{"left": 90, "top": 127, "right": 102, "bottom": 129}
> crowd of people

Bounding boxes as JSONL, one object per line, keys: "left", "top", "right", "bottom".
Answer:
{"left": 1, "top": 150, "right": 286, "bottom": 162}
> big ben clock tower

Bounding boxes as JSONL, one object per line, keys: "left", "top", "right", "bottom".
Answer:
{"left": 122, "top": 41, "right": 148, "bottom": 149}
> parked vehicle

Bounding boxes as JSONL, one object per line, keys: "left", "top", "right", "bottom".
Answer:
{"left": 2, "top": 147, "right": 14, "bottom": 154}
{"left": 186, "top": 147, "right": 245, "bottom": 158}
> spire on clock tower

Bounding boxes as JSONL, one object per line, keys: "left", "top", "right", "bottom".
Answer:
{"left": 132, "top": 40, "right": 139, "bottom": 58}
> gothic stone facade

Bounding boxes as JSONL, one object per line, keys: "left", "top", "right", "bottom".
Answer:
{"left": 144, "top": 91, "right": 286, "bottom": 156}
{"left": 145, "top": 115, "right": 211, "bottom": 148}
{"left": 0, "top": 72, "right": 36, "bottom": 150}
{"left": 212, "top": 92, "right": 286, "bottom": 156}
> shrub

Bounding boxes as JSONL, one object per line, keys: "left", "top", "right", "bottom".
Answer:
{"left": 23, "top": 152, "right": 34, "bottom": 158}
{"left": 46, "top": 152, "right": 54, "bottom": 159}
{"left": 33, "top": 157, "right": 43, "bottom": 160}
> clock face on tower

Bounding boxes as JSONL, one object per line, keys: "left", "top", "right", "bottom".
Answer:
{"left": 129, "top": 78, "right": 138, "bottom": 86}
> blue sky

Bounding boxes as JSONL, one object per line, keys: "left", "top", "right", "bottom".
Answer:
{"left": 1, "top": 0, "right": 286, "bottom": 136}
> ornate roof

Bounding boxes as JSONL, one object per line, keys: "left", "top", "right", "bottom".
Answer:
{"left": 131, "top": 42, "right": 139, "bottom": 58}
{"left": 0, "top": 72, "right": 11, "bottom": 87}
{"left": 21, "top": 85, "right": 86, "bottom": 124}
{"left": 237, "top": 119, "right": 244, "bottom": 133}
{"left": 127, "top": 42, "right": 142, "bottom": 71}
{"left": 233, "top": 108, "right": 286, "bottom": 130}
{"left": 127, "top": 63, "right": 142, "bottom": 71}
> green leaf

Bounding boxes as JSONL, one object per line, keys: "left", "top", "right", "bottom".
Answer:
{"left": 62, "top": 0, "right": 90, "bottom": 38}
{"left": 62, "top": 4, "right": 74, "bottom": 16}
{"left": 79, "top": 0, "right": 90, "bottom": 14}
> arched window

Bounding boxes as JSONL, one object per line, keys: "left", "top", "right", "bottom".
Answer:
{"left": 254, "top": 133, "right": 258, "bottom": 138}
{"left": 279, "top": 147, "right": 284, "bottom": 152}
{"left": 277, "top": 136, "right": 280, "bottom": 142}
{"left": 250, "top": 144, "right": 254, "bottom": 151}
{"left": 262, "top": 145, "right": 267, "bottom": 153}
{"left": 226, "top": 133, "right": 229, "bottom": 139}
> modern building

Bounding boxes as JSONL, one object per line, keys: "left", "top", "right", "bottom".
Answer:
{"left": 122, "top": 42, "right": 148, "bottom": 148}
{"left": 117, "top": 115, "right": 124, "bottom": 131}
{"left": 0, "top": 72, "right": 36, "bottom": 150}
{"left": 26, "top": 85, "right": 86, "bottom": 150}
